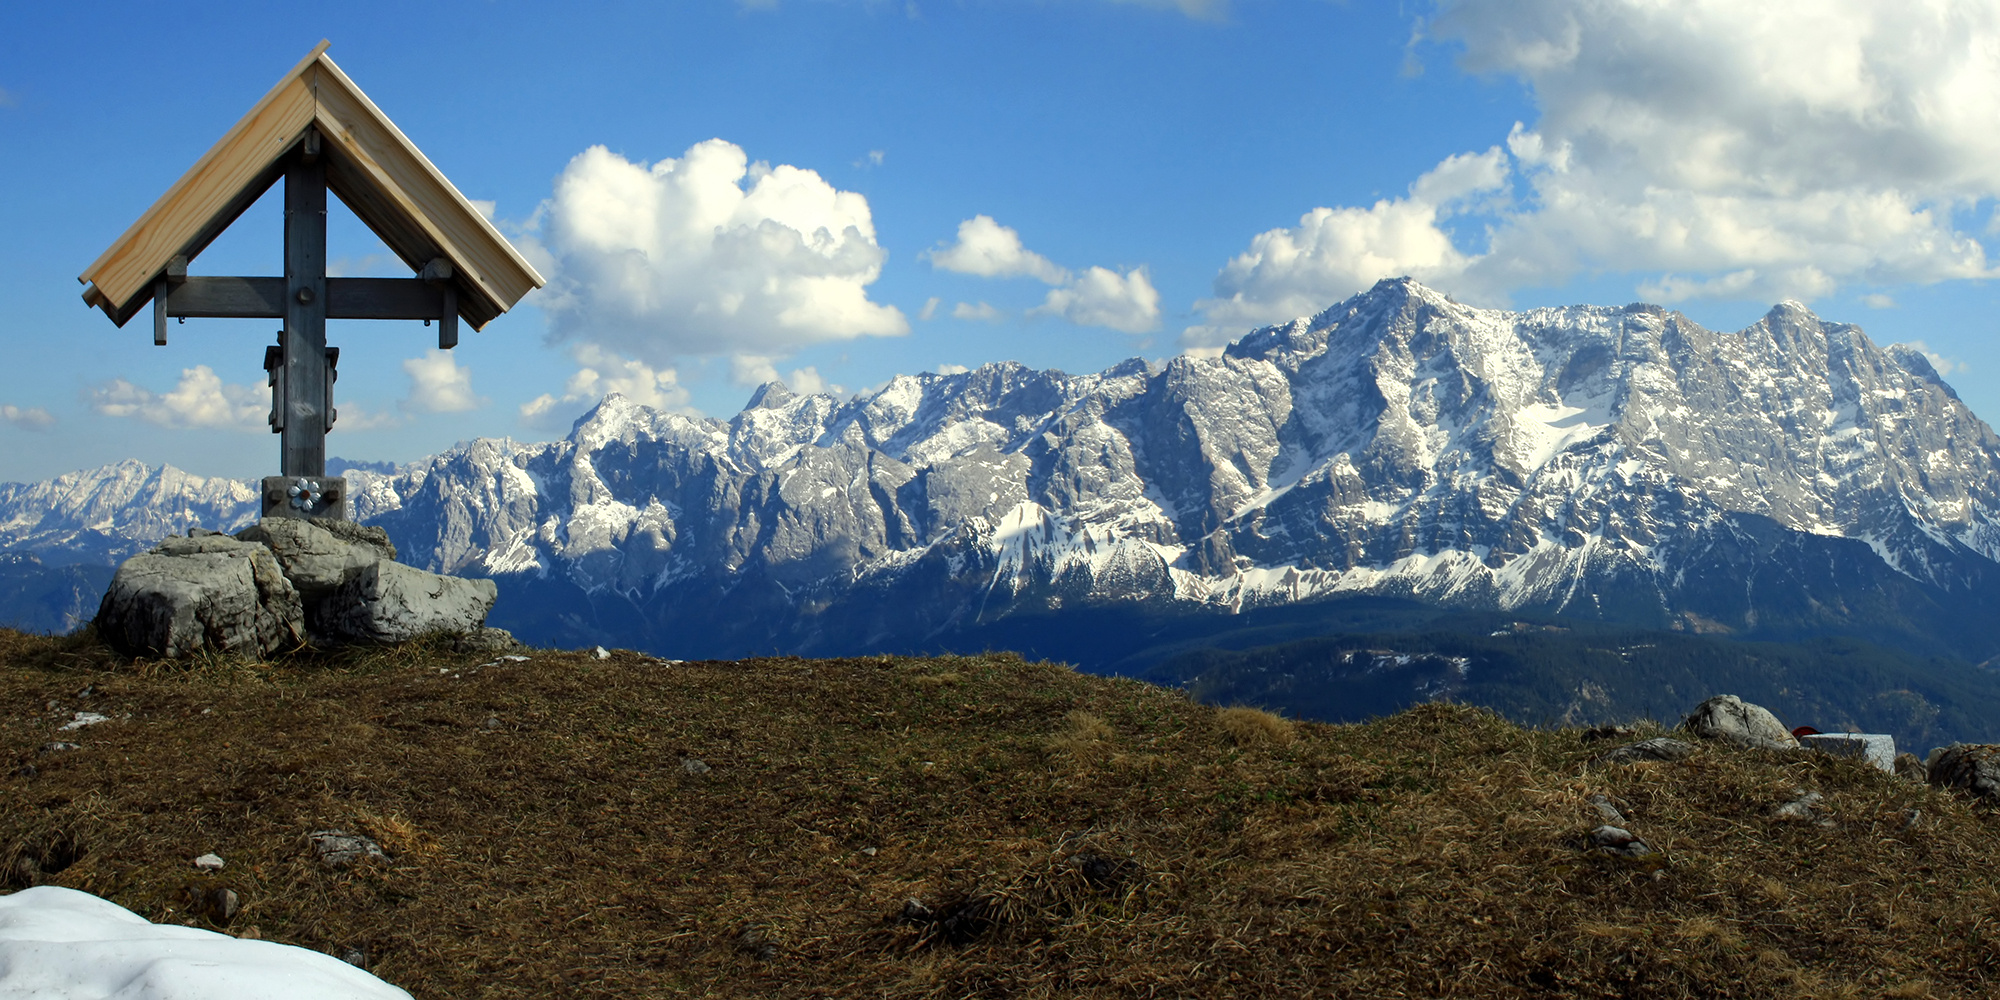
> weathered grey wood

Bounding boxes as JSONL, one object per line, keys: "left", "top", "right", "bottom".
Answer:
{"left": 263, "top": 342, "right": 284, "bottom": 433}
{"left": 162, "top": 276, "right": 450, "bottom": 320}
{"left": 282, "top": 135, "right": 329, "bottom": 478}
{"left": 439, "top": 285, "right": 459, "bottom": 349}
{"left": 421, "top": 256, "right": 459, "bottom": 349}
{"left": 162, "top": 277, "right": 288, "bottom": 318}
{"left": 325, "top": 346, "right": 339, "bottom": 430}
{"left": 153, "top": 278, "right": 168, "bottom": 346}
{"left": 326, "top": 278, "right": 446, "bottom": 319}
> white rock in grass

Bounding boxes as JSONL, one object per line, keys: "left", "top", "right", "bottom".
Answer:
{"left": 57, "top": 713, "right": 109, "bottom": 732}
{"left": 193, "top": 853, "right": 226, "bottom": 872}
{"left": 0, "top": 885, "right": 412, "bottom": 999}
{"left": 1800, "top": 732, "right": 1896, "bottom": 773}
{"left": 1683, "top": 695, "right": 1800, "bottom": 750}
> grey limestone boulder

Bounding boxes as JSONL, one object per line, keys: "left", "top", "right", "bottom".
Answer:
{"left": 236, "top": 517, "right": 394, "bottom": 599}
{"left": 94, "top": 534, "right": 304, "bottom": 658}
{"left": 1682, "top": 695, "right": 1800, "bottom": 750}
{"left": 96, "top": 517, "right": 496, "bottom": 658}
{"left": 314, "top": 558, "right": 497, "bottom": 644}
{"left": 1928, "top": 744, "right": 2000, "bottom": 802}
{"left": 239, "top": 516, "right": 484, "bottom": 644}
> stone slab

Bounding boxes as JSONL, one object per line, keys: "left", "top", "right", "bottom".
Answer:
{"left": 1801, "top": 732, "right": 1896, "bottom": 773}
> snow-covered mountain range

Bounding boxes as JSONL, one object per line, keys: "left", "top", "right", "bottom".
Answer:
{"left": 9, "top": 278, "right": 2000, "bottom": 661}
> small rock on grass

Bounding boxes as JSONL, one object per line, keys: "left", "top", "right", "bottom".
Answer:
{"left": 1683, "top": 694, "right": 1799, "bottom": 750}
{"left": 1588, "top": 825, "right": 1653, "bottom": 858}
{"left": 1590, "top": 737, "right": 1695, "bottom": 767}
{"left": 309, "top": 830, "right": 389, "bottom": 868}
{"left": 193, "top": 853, "right": 225, "bottom": 872}
{"left": 681, "top": 758, "right": 711, "bottom": 775}
{"left": 58, "top": 712, "right": 110, "bottom": 732}
{"left": 1771, "top": 789, "right": 1831, "bottom": 825}
{"left": 1894, "top": 752, "right": 1928, "bottom": 784}
{"left": 1587, "top": 793, "right": 1628, "bottom": 824}
{"left": 451, "top": 627, "right": 522, "bottom": 654}
{"left": 593, "top": 645, "right": 611, "bottom": 660}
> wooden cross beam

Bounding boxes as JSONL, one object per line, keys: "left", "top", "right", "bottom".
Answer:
{"left": 145, "top": 131, "right": 462, "bottom": 481}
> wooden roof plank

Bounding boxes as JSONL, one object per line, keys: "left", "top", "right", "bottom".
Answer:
{"left": 79, "top": 41, "right": 544, "bottom": 331}
{"left": 81, "top": 78, "right": 317, "bottom": 320}
{"left": 307, "top": 55, "right": 541, "bottom": 327}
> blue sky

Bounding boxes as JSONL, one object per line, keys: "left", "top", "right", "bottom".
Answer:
{"left": 5, "top": 1, "right": 2000, "bottom": 482}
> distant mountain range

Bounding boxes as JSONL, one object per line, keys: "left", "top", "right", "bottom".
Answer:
{"left": 11, "top": 278, "right": 2000, "bottom": 741}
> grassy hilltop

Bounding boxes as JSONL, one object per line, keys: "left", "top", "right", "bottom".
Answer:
{"left": 3, "top": 627, "right": 1998, "bottom": 998}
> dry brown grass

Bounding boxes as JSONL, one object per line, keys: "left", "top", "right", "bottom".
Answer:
{"left": 4, "top": 626, "right": 2000, "bottom": 998}
{"left": 1215, "top": 705, "right": 1295, "bottom": 746}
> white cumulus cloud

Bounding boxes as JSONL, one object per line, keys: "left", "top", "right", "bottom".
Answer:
{"left": 928, "top": 215, "right": 1069, "bottom": 284}
{"left": 1185, "top": 148, "right": 1507, "bottom": 348}
{"left": 532, "top": 139, "right": 907, "bottom": 365}
{"left": 1191, "top": 0, "right": 2000, "bottom": 348}
{"left": 90, "top": 367, "right": 265, "bottom": 430}
{"left": 930, "top": 215, "right": 1161, "bottom": 333}
{"left": 522, "top": 345, "right": 696, "bottom": 428}
{"left": 401, "top": 351, "right": 484, "bottom": 413}
{"left": 1446, "top": 0, "right": 1999, "bottom": 300}
{"left": 1034, "top": 266, "right": 1162, "bottom": 334}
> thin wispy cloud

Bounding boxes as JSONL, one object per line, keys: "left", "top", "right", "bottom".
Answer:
{"left": 1, "top": 404, "right": 53, "bottom": 430}
{"left": 1104, "top": 0, "right": 1229, "bottom": 22}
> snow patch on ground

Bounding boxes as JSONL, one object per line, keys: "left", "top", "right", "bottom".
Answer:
{"left": 0, "top": 886, "right": 411, "bottom": 999}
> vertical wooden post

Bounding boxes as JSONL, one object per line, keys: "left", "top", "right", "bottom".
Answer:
{"left": 282, "top": 131, "right": 329, "bottom": 478}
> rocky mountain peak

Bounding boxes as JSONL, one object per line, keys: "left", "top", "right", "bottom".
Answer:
{"left": 10, "top": 280, "right": 2000, "bottom": 661}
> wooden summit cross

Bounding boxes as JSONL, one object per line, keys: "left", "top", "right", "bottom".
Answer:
{"left": 76, "top": 41, "right": 544, "bottom": 521}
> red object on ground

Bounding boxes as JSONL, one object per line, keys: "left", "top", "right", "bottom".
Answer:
{"left": 1792, "top": 726, "right": 1820, "bottom": 737}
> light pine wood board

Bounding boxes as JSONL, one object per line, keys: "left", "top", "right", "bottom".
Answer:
{"left": 79, "top": 42, "right": 544, "bottom": 331}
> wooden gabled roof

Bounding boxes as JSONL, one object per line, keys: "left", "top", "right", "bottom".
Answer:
{"left": 78, "top": 41, "right": 545, "bottom": 331}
